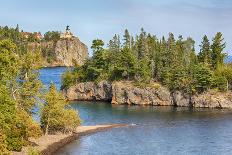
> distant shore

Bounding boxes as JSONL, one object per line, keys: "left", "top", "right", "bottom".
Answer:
{"left": 13, "top": 124, "right": 128, "bottom": 155}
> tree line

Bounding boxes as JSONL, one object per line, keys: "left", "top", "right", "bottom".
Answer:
{"left": 0, "top": 25, "right": 61, "bottom": 64}
{"left": 0, "top": 26, "right": 80, "bottom": 154}
{"left": 63, "top": 29, "right": 232, "bottom": 94}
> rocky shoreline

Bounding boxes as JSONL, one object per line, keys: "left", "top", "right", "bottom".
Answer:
{"left": 13, "top": 124, "right": 127, "bottom": 155}
{"left": 63, "top": 81, "right": 232, "bottom": 109}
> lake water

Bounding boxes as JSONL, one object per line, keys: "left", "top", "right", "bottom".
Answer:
{"left": 40, "top": 67, "right": 232, "bottom": 155}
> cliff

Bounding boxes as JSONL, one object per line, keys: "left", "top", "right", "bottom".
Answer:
{"left": 52, "top": 37, "right": 88, "bottom": 67}
{"left": 63, "top": 81, "right": 232, "bottom": 109}
{"left": 28, "top": 37, "right": 88, "bottom": 67}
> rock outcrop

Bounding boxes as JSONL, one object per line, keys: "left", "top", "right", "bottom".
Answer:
{"left": 63, "top": 81, "right": 232, "bottom": 109}
{"left": 65, "top": 81, "right": 112, "bottom": 101}
{"left": 52, "top": 37, "right": 88, "bottom": 67}
{"left": 64, "top": 81, "right": 172, "bottom": 106}
{"left": 172, "top": 91, "right": 192, "bottom": 107}
{"left": 111, "top": 81, "right": 172, "bottom": 106}
{"left": 192, "top": 91, "right": 232, "bottom": 108}
{"left": 28, "top": 37, "right": 88, "bottom": 67}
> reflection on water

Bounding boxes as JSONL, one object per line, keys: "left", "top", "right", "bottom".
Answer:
{"left": 57, "top": 102, "right": 232, "bottom": 155}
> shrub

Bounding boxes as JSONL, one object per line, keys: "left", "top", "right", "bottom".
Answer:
{"left": 41, "top": 83, "right": 81, "bottom": 135}
{"left": 212, "top": 75, "right": 228, "bottom": 92}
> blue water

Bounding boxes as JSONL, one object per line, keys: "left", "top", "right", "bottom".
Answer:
{"left": 39, "top": 67, "right": 68, "bottom": 90}
{"left": 39, "top": 67, "right": 232, "bottom": 155}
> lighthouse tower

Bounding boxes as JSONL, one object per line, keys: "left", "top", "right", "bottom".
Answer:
{"left": 60, "top": 25, "right": 74, "bottom": 39}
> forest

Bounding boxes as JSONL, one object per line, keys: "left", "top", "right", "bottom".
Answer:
{"left": 0, "top": 25, "right": 60, "bottom": 64}
{"left": 63, "top": 28, "right": 232, "bottom": 95}
{"left": 0, "top": 26, "right": 80, "bottom": 154}
{"left": 0, "top": 25, "right": 232, "bottom": 154}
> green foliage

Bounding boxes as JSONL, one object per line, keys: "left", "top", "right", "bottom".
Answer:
{"left": 212, "top": 75, "right": 228, "bottom": 92}
{"left": 192, "top": 64, "right": 213, "bottom": 93}
{"left": 0, "top": 25, "right": 22, "bottom": 44}
{"left": 0, "top": 39, "right": 19, "bottom": 82}
{"left": 41, "top": 83, "right": 81, "bottom": 134}
{"left": 211, "top": 32, "right": 226, "bottom": 69}
{"left": 44, "top": 31, "right": 60, "bottom": 42}
{"left": 0, "top": 39, "right": 43, "bottom": 152}
{"left": 0, "top": 130, "right": 11, "bottom": 155}
{"left": 109, "top": 47, "right": 136, "bottom": 81}
{"left": 135, "top": 57, "right": 151, "bottom": 83}
{"left": 63, "top": 29, "right": 230, "bottom": 95}
{"left": 214, "top": 65, "right": 232, "bottom": 91}
{"left": 62, "top": 69, "right": 78, "bottom": 89}
{"left": 198, "top": 35, "right": 212, "bottom": 66}
{"left": 27, "top": 147, "right": 40, "bottom": 155}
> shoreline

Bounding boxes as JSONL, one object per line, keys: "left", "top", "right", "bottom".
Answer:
{"left": 13, "top": 124, "right": 128, "bottom": 155}
{"left": 64, "top": 81, "right": 232, "bottom": 109}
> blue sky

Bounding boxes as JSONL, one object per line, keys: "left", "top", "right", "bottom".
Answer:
{"left": 0, "top": 0, "right": 231, "bottom": 55}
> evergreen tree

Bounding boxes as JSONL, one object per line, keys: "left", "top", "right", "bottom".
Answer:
{"left": 198, "top": 35, "right": 212, "bottom": 66}
{"left": 108, "top": 34, "right": 120, "bottom": 53}
{"left": 136, "top": 28, "right": 148, "bottom": 59}
{"left": 63, "top": 29, "right": 231, "bottom": 95}
{"left": 211, "top": 32, "right": 226, "bottom": 69}
{"left": 123, "top": 29, "right": 131, "bottom": 48}
{"left": 41, "top": 83, "right": 81, "bottom": 135}
{"left": 110, "top": 47, "right": 136, "bottom": 80}
{"left": 166, "top": 33, "right": 176, "bottom": 67}
{"left": 88, "top": 39, "right": 110, "bottom": 82}
{"left": 91, "top": 39, "right": 104, "bottom": 54}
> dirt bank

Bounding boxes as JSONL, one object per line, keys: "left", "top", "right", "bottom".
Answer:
{"left": 13, "top": 124, "right": 128, "bottom": 155}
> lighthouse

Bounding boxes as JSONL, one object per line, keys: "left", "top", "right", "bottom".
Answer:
{"left": 60, "top": 25, "right": 74, "bottom": 39}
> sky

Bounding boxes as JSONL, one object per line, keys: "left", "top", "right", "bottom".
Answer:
{"left": 0, "top": 0, "right": 231, "bottom": 55}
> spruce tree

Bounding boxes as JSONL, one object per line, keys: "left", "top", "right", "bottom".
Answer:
{"left": 41, "top": 83, "right": 81, "bottom": 135}
{"left": 198, "top": 35, "right": 212, "bottom": 66}
{"left": 211, "top": 32, "right": 226, "bottom": 69}
{"left": 123, "top": 29, "right": 131, "bottom": 48}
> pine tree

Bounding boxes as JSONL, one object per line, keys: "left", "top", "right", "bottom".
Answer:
{"left": 184, "top": 37, "right": 197, "bottom": 66}
{"left": 211, "top": 32, "right": 226, "bottom": 69}
{"left": 136, "top": 28, "right": 148, "bottom": 59}
{"left": 123, "top": 29, "right": 131, "bottom": 48}
{"left": 166, "top": 33, "right": 176, "bottom": 67}
{"left": 41, "top": 83, "right": 81, "bottom": 135}
{"left": 108, "top": 34, "right": 120, "bottom": 53}
{"left": 198, "top": 35, "right": 212, "bottom": 66}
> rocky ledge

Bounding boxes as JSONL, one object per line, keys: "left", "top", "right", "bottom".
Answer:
{"left": 63, "top": 81, "right": 232, "bottom": 109}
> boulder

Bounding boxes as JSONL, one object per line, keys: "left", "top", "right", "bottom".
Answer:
{"left": 172, "top": 91, "right": 191, "bottom": 107}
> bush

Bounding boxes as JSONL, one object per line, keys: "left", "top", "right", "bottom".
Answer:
{"left": 212, "top": 75, "right": 228, "bottom": 92}
{"left": 0, "top": 131, "right": 11, "bottom": 155}
{"left": 41, "top": 83, "right": 81, "bottom": 135}
{"left": 28, "top": 147, "right": 40, "bottom": 155}
{"left": 192, "top": 64, "right": 213, "bottom": 93}
{"left": 214, "top": 65, "right": 232, "bottom": 90}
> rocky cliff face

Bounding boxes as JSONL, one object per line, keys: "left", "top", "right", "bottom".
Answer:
{"left": 192, "top": 91, "right": 232, "bottom": 108}
{"left": 64, "top": 81, "right": 172, "bottom": 106}
{"left": 63, "top": 81, "right": 232, "bottom": 109}
{"left": 28, "top": 37, "right": 88, "bottom": 67}
{"left": 111, "top": 81, "right": 172, "bottom": 106}
{"left": 52, "top": 37, "right": 88, "bottom": 67}
{"left": 65, "top": 81, "right": 112, "bottom": 101}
